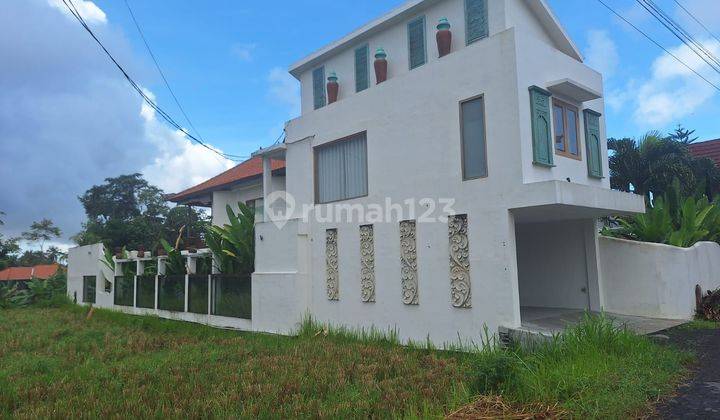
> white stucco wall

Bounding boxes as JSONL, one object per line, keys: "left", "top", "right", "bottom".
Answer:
{"left": 261, "top": 0, "right": 639, "bottom": 346}
{"left": 298, "top": 0, "right": 510, "bottom": 116}
{"left": 211, "top": 175, "right": 285, "bottom": 226}
{"left": 600, "top": 237, "right": 720, "bottom": 319}
{"left": 67, "top": 243, "right": 113, "bottom": 307}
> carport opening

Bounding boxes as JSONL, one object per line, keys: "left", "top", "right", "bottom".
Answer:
{"left": 515, "top": 219, "right": 595, "bottom": 330}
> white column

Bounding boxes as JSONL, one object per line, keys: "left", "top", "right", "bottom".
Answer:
{"left": 262, "top": 156, "right": 272, "bottom": 222}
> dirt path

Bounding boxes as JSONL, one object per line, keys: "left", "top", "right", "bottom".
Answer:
{"left": 654, "top": 325, "right": 720, "bottom": 419}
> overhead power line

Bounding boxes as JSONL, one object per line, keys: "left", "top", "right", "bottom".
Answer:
{"left": 636, "top": 0, "right": 720, "bottom": 75}
{"left": 122, "top": 0, "right": 207, "bottom": 145}
{"left": 673, "top": 0, "right": 720, "bottom": 46}
{"left": 595, "top": 0, "right": 720, "bottom": 92}
{"left": 61, "top": 0, "right": 249, "bottom": 162}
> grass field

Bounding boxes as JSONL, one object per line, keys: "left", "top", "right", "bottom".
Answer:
{"left": 0, "top": 304, "right": 690, "bottom": 418}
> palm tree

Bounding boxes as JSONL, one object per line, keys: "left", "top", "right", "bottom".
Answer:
{"left": 608, "top": 131, "right": 698, "bottom": 201}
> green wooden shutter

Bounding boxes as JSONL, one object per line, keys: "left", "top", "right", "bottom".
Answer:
{"left": 313, "top": 66, "right": 326, "bottom": 110}
{"left": 465, "top": 0, "right": 488, "bottom": 45}
{"left": 355, "top": 44, "right": 369, "bottom": 92}
{"left": 529, "top": 86, "right": 554, "bottom": 167}
{"left": 584, "top": 109, "right": 603, "bottom": 178}
{"left": 408, "top": 16, "right": 426, "bottom": 70}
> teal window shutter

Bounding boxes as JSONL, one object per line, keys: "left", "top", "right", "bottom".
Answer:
{"left": 465, "top": 0, "right": 488, "bottom": 45}
{"left": 313, "top": 66, "right": 326, "bottom": 110}
{"left": 408, "top": 16, "right": 426, "bottom": 70}
{"left": 584, "top": 109, "right": 603, "bottom": 178}
{"left": 355, "top": 44, "right": 369, "bottom": 92}
{"left": 529, "top": 86, "right": 554, "bottom": 167}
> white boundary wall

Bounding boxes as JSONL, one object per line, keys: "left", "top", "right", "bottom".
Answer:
{"left": 67, "top": 244, "right": 255, "bottom": 332}
{"left": 600, "top": 236, "right": 720, "bottom": 319}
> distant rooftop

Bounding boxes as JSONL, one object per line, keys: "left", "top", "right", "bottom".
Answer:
{"left": 689, "top": 138, "right": 720, "bottom": 167}
{"left": 0, "top": 264, "right": 61, "bottom": 282}
{"left": 167, "top": 157, "right": 285, "bottom": 206}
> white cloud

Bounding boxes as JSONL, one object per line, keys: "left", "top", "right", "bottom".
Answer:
{"left": 267, "top": 66, "right": 300, "bottom": 118}
{"left": 0, "top": 0, "right": 234, "bottom": 247}
{"left": 231, "top": 43, "right": 257, "bottom": 62}
{"left": 585, "top": 30, "right": 619, "bottom": 78}
{"left": 48, "top": 0, "right": 107, "bottom": 25}
{"left": 632, "top": 39, "right": 719, "bottom": 126}
{"left": 139, "top": 92, "right": 234, "bottom": 194}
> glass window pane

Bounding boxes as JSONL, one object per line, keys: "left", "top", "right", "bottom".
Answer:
{"left": 461, "top": 97, "right": 487, "bottom": 179}
{"left": 157, "top": 275, "right": 185, "bottom": 312}
{"left": 114, "top": 275, "right": 134, "bottom": 306}
{"left": 567, "top": 108, "right": 578, "bottom": 155}
{"left": 316, "top": 133, "right": 367, "bottom": 203}
{"left": 83, "top": 275, "right": 96, "bottom": 304}
{"left": 211, "top": 274, "right": 251, "bottom": 319}
{"left": 135, "top": 275, "right": 155, "bottom": 309}
{"left": 188, "top": 275, "right": 209, "bottom": 314}
{"left": 553, "top": 105, "right": 564, "bottom": 151}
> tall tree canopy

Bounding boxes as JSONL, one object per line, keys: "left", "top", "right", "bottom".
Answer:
{"left": 21, "top": 218, "right": 61, "bottom": 252}
{"left": 73, "top": 173, "right": 209, "bottom": 250}
{"left": 608, "top": 129, "right": 720, "bottom": 201}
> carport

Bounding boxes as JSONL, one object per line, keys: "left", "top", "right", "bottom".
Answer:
{"left": 508, "top": 181, "right": 646, "bottom": 332}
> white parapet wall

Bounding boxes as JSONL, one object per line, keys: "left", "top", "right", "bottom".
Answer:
{"left": 599, "top": 236, "right": 720, "bottom": 320}
{"left": 67, "top": 243, "right": 253, "bottom": 331}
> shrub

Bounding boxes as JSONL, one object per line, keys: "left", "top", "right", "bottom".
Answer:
{"left": 205, "top": 203, "right": 254, "bottom": 276}
{"left": 603, "top": 179, "right": 719, "bottom": 247}
{"left": 0, "top": 271, "right": 68, "bottom": 308}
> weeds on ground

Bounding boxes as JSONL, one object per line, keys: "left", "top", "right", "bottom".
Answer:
{"left": 0, "top": 308, "right": 689, "bottom": 419}
{"left": 679, "top": 319, "right": 720, "bottom": 330}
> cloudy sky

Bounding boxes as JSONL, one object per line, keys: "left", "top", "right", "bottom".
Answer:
{"left": 1, "top": 0, "right": 719, "bottom": 249}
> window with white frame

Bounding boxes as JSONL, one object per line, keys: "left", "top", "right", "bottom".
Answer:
{"left": 315, "top": 132, "right": 368, "bottom": 204}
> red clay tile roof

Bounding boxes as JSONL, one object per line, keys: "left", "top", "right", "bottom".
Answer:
{"left": 167, "top": 157, "right": 285, "bottom": 203}
{"left": 689, "top": 139, "right": 720, "bottom": 167}
{"left": 0, "top": 264, "right": 60, "bottom": 281}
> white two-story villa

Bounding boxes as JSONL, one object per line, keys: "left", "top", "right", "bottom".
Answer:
{"left": 248, "top": 0, "right": 645, "bottom": 345}
{"left": 75, "top": 0, "right": 720, "bottom": 345}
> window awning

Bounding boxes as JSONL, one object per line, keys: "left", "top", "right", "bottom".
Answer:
{"left": 546, "top": 79, "right": 602, "bottom": 102}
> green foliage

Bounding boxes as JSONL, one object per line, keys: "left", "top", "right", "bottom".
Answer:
{"left": 0, "top": 308, "right": 688, "bottom": 418}
{"left": 21, "top": 218, "right": 61, "bottom": 252}
{"left": 604, "top": 179, "right": 720, "bottom": 247}
{"left": 469, "top": 314, "right": 688, "bottom": 418}
{"left": 73, "top": 174, "right": 208, "bottom": 251}
{"left": 160, "top": 238, "right": 186, "bottom": 276}
{"left": 0, "top": 234, "right": 20, "bottom": 270}
{"left": 608, "top": 129, "right": 720, "bottom": 200}
{"left": 0, "top": 272, "right": 68, "bottom": 309}
{"left": 204, "top": 203, "right": 254, "bottom": 275}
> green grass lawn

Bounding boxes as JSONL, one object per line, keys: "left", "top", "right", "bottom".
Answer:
{"left": 0, "top": 305, "right": 690, "bottom": 418}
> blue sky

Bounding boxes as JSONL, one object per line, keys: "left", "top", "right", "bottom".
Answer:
{"left": 1, "top": 0, "right": 719, "bottom": 246}
{"left": 97, "top": 0, "right": 719, "bottom": 155}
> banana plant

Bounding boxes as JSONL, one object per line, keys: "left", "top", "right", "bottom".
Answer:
{"left": 667, "top": 196, "right": 712, "bottom": 247}
{"left": 205, "top": 202, "right": 255, "bottom": 275}
{"left": 160, "top": 227, "right": 187, "bottom": 276}
{"left": 606, "top": 179, "right": 719, "bottom": 247}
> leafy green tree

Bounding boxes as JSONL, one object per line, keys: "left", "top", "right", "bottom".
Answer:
{"left": 669, "top": 124, "right": 698, "bottom": 144}
{"left": 163, "top": 205, "right": 210, "bottom": 245}
{"left": 608, "top": 130, "right": 719, "bottom": 200}
{"left": 74, "top": 174, "right": 172, "bottom": 250}
{"left": 72, "top": 174, "right": 243, "bottom": 255}
{"left": 0, "top": 234, "right": 20, "bottom": 270}
{"left": 21, "top": 219, "right": 61, "bottom": 252}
